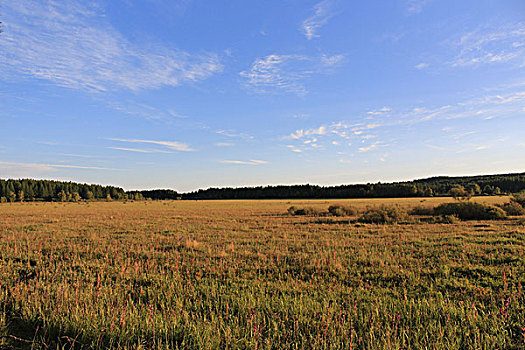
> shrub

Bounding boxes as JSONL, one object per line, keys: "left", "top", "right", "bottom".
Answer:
{"left": 437, "top": 215, "right": 460, "bottom": 224}
{"left": 288, "top": 206, "right": 323, "bottom": 216}
{"left": 434, "top": 201, "right": 506, "bottom": 220}
{"left": 409, "top": 205, "right": 434, "bottom": 216}
{"left": 498, "top": 201, "right": 525, "bottom": 216}
{"left": 358, "top": 205, "right": 408, "bottom": 224}
{"left": 328, "top": 205, "right": 356, "bottom": 217}
{"left": 511, "top": 192, "right": 525, "bottom": 207}
{"left": 449, "top": 186, "right": 471, "bottom": 201}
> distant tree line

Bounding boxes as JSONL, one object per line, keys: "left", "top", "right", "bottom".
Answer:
{"left": 126, "top": 189, "right": 180, "bottom": 200}
{"left": 1, "top": 173, "right": 524, "bottom": 202}
{"left": 181, "top": 173, "right": 525, "bottom": 200}
{"left": 0, "top": 179, "right": 125, "bottom": 202}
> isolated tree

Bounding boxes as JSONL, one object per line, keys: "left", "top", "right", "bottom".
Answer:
{"left": 449, "top": 186, "right": 470, "bottom": 201}
{"left": 465, "top": 183, "right": 481, "bottom": 196}
{"left": 17, "top": 190, "right": 24, "bottom": 202}
{"left": 57, "top": 190, "right": 67, "bottom": 202}
{"left": 85, "top": 191, "right": 94, "bottom": 200}
{"left": 7, "top": 191, "right": 16, "bottom": 203}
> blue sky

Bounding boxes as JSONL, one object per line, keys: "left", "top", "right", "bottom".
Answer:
{"left": 0, "top": 0, "right": 524, "bottom": 191}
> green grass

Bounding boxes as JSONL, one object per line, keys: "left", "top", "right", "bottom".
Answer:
{"left": 0, "top": 199, "right": 524, "bottom": 349}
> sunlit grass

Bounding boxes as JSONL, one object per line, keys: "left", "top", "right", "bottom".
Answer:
{"left": 0, "top": 198, "right": 523, "bottom": 349}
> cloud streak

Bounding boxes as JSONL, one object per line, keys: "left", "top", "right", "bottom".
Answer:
{"left": 108, "top": 138, "right": 194, "bottom": 152}
{"left": 0, "top": 161, "right": 120, "bottom": 171}
{"left": 240, "top": 53, "right": 345, "bottom": 95}
{"left": 283, "top": 84, "right": 524, "bottom": 155}
{"left": 220, "top": 160, "right": 268, "bottom": 165}
{"left": 450, "top": 23, "right": 525, "bottom": 68}
{"left": 301, "top": 0, "right": 337, "bottom": 40}
{"left": 406, "top": 0, "right": 432, "bottom": 14}
{"left": 0, "top": 1, "right": 223, "bottom": 92}
{"left": 108, "top": 147, "right": 173, "bottom": 154}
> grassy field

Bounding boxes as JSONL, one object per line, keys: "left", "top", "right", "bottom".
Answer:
{"left": 1, "top": 197, "right": 524, "bottom": 349}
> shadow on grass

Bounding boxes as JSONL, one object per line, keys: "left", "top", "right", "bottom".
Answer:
{"left": 1, "top": 309, "right": 187, "bottom": 349}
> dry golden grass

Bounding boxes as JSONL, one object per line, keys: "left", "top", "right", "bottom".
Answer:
{"left": 0, "top": 197, "right": 523, "bottom": 349}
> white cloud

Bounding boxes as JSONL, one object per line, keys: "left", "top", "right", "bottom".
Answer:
{"left": 108, "top": 138, "right": 194, "bottom": 152}
{"left": 283, "top": 83, "right": 524, "bottom": 159}
{"left": 214, "top": 142, "right": 234, "bottom": 147}
{"left": 216, "top": 130, "right": 254, "bottom": 140}
{"left": 359, "top": 141, "right": 383, "bottom": 153}
{"left": 0, "top": 161, "right": 120, "bottom": 171}
{"left": 109, "top": 147, "right": 173, "bottom": 154}
{"left": 406, "top": 0, "right": 432, "bottom": 14}
{"left": 240, "top": 54, "right": 344, "bottom": 96}
{"left": 0, "top": 1, "right": 222, "bottom": 92}
{"left": 367, "top": 107, "right": 391, "bottom": 116}
{"left": 321, "top": 54, "right": 345, "bottom": 67}
{"left": 220, "top": 160, "right": 268, "bottom": 165}
{"left": 450, "top": 23, "right": 525, "bottom": 68}
{"left": 415, "top": 62, "right": 429, "bottom": 70}
{"left": 289, "top": 126, "right": 327, "bottom": 139}
{"left": 287, "top": 145, "right": 303, "bottom": 153}
{"left": 301, "top": 0, "right": 337, "bottom": 40}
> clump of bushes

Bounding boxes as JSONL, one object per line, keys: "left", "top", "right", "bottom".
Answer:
{"left": 287, "top": 206, "right": 323, "bottom": 216}
{"left": 511, "top": 192, "right": 525, "bottom": 207}
{"left": 434, "top": 201, "right": 506, "bottom": 220}
{"left": 409, "top": 205, "right": 435, "bottom": 216}
{"left": 358, "top": 205, "right": 409, "bottom": 224}
{"left": 328, "top": 205, "right": 356, "bottom": 217}
{"left": 498, "top": 201, "right": 525, "bottom": 216}
{"left": 423, "top": 214, "right": 460, "bottom": 224}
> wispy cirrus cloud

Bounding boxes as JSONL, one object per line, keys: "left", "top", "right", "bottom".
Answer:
{"left": 0, "top": 161, "right": 120, "bottom": 171}
{"left": 367, "top": 107, "right": 392, "bottom": 116}
{"left": 449, "top": 23, "right": 525, "bottom": 68}
{"left": 406, "top": 0, "right": 432, "bottom": 14}
{"left": 289, "top": 126, "right": 327, "bottom": 139}
{"left": 220, "top": 160, "right": 268, "bottom": 165}
{"left": 108, "top": 147, "right": 173, "bottom": 154}
{"left": 0, "top": 0, "right": 223, "bottom": 92}
{"left": 301, "top": 0, "right": 338, "bottom": 40}
{"left": 283, "top": 84, "right": 525, "bottom": 155}
{"left": 359, "top": 141, "right": 384, "bottom": 153}
{"left": 108, "top": 138, "right": 194, "bottom": 152}
{"left": 106, "top": 100, "right": 190, "bottom": 121}
{"left": 240, "top": 53, "right": 345, "bottom": 96}
{"left": 216, "top": 130, "right": 254, "bottom": 140}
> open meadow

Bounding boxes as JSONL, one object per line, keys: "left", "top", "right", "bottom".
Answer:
{"left": 1, "top": 197, "right": 524, "bottom": 349}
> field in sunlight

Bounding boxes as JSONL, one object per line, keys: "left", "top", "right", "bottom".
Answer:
{"left": 1, "top": 198, "right": 524, "bottom": 349}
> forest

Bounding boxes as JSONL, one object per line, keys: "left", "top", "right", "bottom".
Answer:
{"left": 181, "top": 172, "right": 525, "bottom": 200}
{"left": 0, "top": 172, "right": 524, "bottom": 202}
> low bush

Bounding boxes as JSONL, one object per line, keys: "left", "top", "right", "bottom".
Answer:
{"left": 287, "top": 206, "right": 323, "bottom": 216}
{"left": 328, "top": 205, "right": 356, "bottom": 217}
{"left": 434, "top": 215, "right": 460, "bottom": 224}
{"left": 434, "top": 201, "right": 506, "bottom": 220}
{"left": 498, "top": 201, "right": 525, "bottom": 216}
{"left": 511, "top": 191, "right": 525, "bottom": 207}
{"left": 358, "top": 205, "right": 409, "bottom": 224}
{"left": 409, "top": 205, "right": 434, "bottom": 216}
